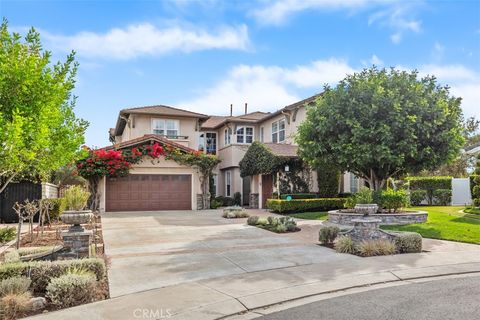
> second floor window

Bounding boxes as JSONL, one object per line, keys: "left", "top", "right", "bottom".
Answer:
{"left": 224, "top": 128, "right": 232, "bottom": 146}
{"left": 152, "top": 119, "right": 179, "bottom": 138}
{"left": 236, "top": 126, "right": 253, "bottom": 144}
{"left": 199, "top": 132, "right": 217, "bottom": 155}
{"left": 272, "top": 119, "right": 286, "bottom": 143}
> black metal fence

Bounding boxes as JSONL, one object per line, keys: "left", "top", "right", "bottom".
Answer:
{"left": 0, "top": 181, "right": 42, "bottom": 223}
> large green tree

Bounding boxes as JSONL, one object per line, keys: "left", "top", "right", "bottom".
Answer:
{"left": 297, "top": 67, "right": 465, "bottom": 191}
{"left": 0, "top": 20, "right": 88, "bottom": 194}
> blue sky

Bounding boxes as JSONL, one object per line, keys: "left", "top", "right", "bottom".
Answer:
{"left": 1, "top": 0, "right": 479, "bottom": 147}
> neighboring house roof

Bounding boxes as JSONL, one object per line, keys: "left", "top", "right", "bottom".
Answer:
{"left": 264, "top": 143, "right": 298, "bottom": 158}
{"left": 104, "top": 134, "right": 197, "bottom": 154}
{"left": 260, "top": 92, "right": 322, "bottom": 122}
{"left": 200, "top": 116, "right": 229, "bottom": 129}
{"left": 200, "top": 111, "right": 271, "bottom": 130}
{"left": 465, "top": 141, "right": 480, "bottom": 155}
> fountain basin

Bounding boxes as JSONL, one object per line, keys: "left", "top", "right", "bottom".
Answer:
{"left": 328, "top": 210, "right": 427, "bottom": 225}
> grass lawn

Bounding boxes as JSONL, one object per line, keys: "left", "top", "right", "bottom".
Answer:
{"left": 290, "top": 211, "right": 328, "bottom": 220}
{"left": 381, "top": 206, "right": 480, "bottom": 244}
{"left": 464, "top": 207, "right": 480, "bottom": 215}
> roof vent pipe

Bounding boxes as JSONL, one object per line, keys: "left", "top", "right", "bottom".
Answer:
{"left": 245, "top": 103, "right": 248, "bottom": 115}
{"left": 230, "top": 104, "right": 233, "bottom": 117}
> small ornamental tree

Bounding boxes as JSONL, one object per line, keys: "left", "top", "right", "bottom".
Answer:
{"left": 297, "top": 67, "right": 465, "bottom": 191}
{"left": 473, "top": 155, "right": 480, "bottom": 207}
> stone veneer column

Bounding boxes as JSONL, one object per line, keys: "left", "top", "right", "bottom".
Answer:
{"left": 61, "top": 230, "right": 93, "bottom": 259}
{"left": 249, "top": 193, "right": 259, "bottom": 209}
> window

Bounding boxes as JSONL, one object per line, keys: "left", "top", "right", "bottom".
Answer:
{"left": 260, "top": 127, "right": 264, "bottom": 142}
{"left": 224, "top": 128, "right": 232, "bottom": 146}
{"left": 199, "top": 132, "right": 217, "bottom": 155}
{"left": 236, "top": 126, "right": 254, "bottom": 144}
{"left": 225, "top": 171, "right": 231, "bottom": 197}
{"left": 350, "top": 174, "right": 359, "bottom": 193}
{"left": 272, "top": 119, "right": 286, "bottom": 143}
{"left": 152, "top": 119, "right": 179, "bottom": 138}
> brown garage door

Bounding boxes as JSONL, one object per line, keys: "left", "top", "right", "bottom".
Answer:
{"left": 106, "top": 174, "right": 192, "bottom": 212}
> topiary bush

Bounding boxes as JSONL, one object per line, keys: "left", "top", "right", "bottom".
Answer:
{"left": 410, "top": 189, "right": 427, "bottom": 206}
{"left": 267, "top": 198, "right": 346, "bottom": 213}
{"left": 247, "top": 216, "right": 259, "bottom": 226}
{"left": 0, "top": 227, "right": 16, "bottom": 244}
{"left": 334, "top": 236, "right": 355, "bottom": 254}
{"left": 46, "top": 273, "right": 97, "bottom": 309}
{"left": 393, "top": 232, "right": 422, "bottom": 253}
{"left": 406, "top": 176, "right": 452, "bottom": 205}
{"left": 380, "top": 189, "right": 409, "bottom": 212}
{"left": 319, "top": 226, "right": 340, "bottom": 246}
{"left": 233, "top": 192, "right": 242, "bottom": 206}
{"left": 433, "top": 189, "right": 452, "bottom": 206}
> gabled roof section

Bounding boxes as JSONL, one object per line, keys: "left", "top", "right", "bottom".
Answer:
{"left": 259, "top": 92, "right": 322, "bottom": 122}
{"left": 264, "top": 143, "right": 298, "bottom": 158}
{"left": 201, "top": 116, "right": 229, "bottom": 129}
{"left": 104, "top": 134, "right": 197, "bottom": 154}
{"left": 121, "top": 105, "right": 209, "bottom": 118}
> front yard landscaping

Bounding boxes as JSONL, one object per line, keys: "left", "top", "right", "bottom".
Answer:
{"left": 290, "top": 211, "right": 328, "bottom": 220}
{"left": 247, "top": 216, "right": 300, "bottom": 233}
{"left": 381, "top": 206, "right": 480, "bottom": 244}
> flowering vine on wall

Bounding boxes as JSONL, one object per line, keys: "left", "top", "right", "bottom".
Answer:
{"left": 76, "top": 143, "right": 220, "bottom": 211}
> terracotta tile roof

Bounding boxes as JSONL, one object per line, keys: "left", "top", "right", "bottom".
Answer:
{"left": 121, "top": 105, "right": 209, "bottom": 118}
{"left": 103, "top": 134, "right": 196, "bottom": 153}
{"left": 264, "top": 143, "right": 298, "bottom": 157}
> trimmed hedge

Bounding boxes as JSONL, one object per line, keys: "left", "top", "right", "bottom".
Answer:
{"left": 267, "top": 198, "right": 346, "bottom": 213}
{"left": 406, "top": 176, "right": 452, "bottom": 205}
{"left": 0, "top": 258, "right": 106, "bottom": 295}
{"left": 280, "top": 193, "right": 317, "bottom": 200}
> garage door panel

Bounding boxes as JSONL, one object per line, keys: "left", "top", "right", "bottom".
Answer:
{"left": 106, "top": 174, "right": 192, "bottom": 212}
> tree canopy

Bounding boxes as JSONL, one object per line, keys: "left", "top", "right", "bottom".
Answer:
{"left": 297, "top": 67, "right": 465, "bottom": 190}
{"left": 0, "top": 20, "right": 88, "bottom": 193}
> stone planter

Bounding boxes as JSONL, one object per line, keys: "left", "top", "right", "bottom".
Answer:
{"left": 61, "top": 210, "right": 93, "bottom": 232}
{"left": 354, "top": 204, "right": 379, "bottom": 216}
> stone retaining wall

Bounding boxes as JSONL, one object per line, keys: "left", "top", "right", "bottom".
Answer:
{"left": 328, "top": 210, "right": 428, "bottom": 225}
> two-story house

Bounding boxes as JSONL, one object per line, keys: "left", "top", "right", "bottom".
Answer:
{"left": 99, "top": 94, "right": 360, "bottom": 212}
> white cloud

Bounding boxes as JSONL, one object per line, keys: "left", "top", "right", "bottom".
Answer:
{"left": 180, "top": 59, "right": 479, "bottom": 119}
{"left": 369, "top": 5, "right": 422, "bottom": 44}
{"left": 179, "top": 58, "right": 356, "bottom": 115}
{"left": 42, "top": 23, "right": 249, "bottom": 59}
{"left": 370, "top": 54, "right": 384, "bottom": 66}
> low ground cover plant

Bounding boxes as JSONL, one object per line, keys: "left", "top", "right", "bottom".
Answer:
{"left": 246, "top": 216, "right": 299, "bottom": 233}
{"left": 357, "top": 239, "right": 397, "bottom": 257}
{"left": 46, "top": 272, "right": 97, "bottom": 309}
{"left": 318, "top": 226, "right": 340, "bottom": 246}
{"left": 222, "top": 207, "right": 249, "bottom": 219}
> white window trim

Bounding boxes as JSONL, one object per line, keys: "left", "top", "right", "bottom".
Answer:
{"left": 272, "top": 119, "right": 286, "bottom": 143}
{"left": 236, "top": 126, "right": 254, "bottom": 144}
{"left": 225, "top": 171, "right": 231, "bottom": 197}
{"left": 224, "top": 128, "right": 232, "bottom": 146}
{"left": 151, "top": 118, "right": 180, "bottom": 137}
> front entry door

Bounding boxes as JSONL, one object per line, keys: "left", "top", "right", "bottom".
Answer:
{"left": 261, "top": 174, "right": 273, "bottom": 209}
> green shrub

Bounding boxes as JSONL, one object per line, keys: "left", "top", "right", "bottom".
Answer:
{"left": 357, "top": 239, "right": 396, "bottom": 256}
{"left": 280, "top": 193, "right": 317, "bottom": 200}
{"left": 210, "top": 198, "right": 222, "bottom": 209}
{"left": 334, "top": 236, "right": 355, "bottom": 254}
{"left": 410, "top": 189, "right": 427, "bottom": 206}
{"left": 46, "top": 273, "right": 97, "bottom": 308}
{"left": 319, "top": 226, "right": 340, "bottom": 245}
{"left": 267, "top": 198, "right": 346, "bottom": 213}
{"left": 433, "top": 189, "right": 452, "bottom": 206}
{"left": 0, "top": 277, "right": 31, "bottom": 297}
{"left": 3, "top": 251, "right": 20, "bottom": 264}
{"left": 215, "top": 196, "right": 235, "bottom": 207}
{"left": 64, "top": 185, "right": 90, "bottom": 211}
{"left": 317, "top": 166, "right": 340, "bottom": 197}
{"left": 344, "top": 196, "right": 356, "bottom": 209}
{"left": 256, "top": 218, "right": 268, "bottom": 226}
{"left": 380, "top": 189, "right": 409, "bottom": 212}
{"left": 275, "top": 224, "right": 287, "bottom": 233}
{"left": 0, "top": 227, "right": 16, "bottom": 244}
{"left": 42, "top": 198, "right": 64, "bottom": 221}
{"left": 393, "top": 232, "right": 422, "bottom": 253}
{"left": 0, "top": 258, "right": 106, "bottom": 295}
{"left": 355, "top": 187, "right": 374, "bottom": 204}
{"left": 247, "top": 216, "right": 259, "bottom": 225}
{"left": 233, "top": 192, "right": 242, "bottom": 206}
{"left": 406, "top": 176, "right": 452, "bottom": 205}
{"left": 0, "top": 292, "right": 32, "bottom": 320}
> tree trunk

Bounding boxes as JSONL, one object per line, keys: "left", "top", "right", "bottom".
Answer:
{"left": 0, "top": 172, "right": 18, "bottom": 195}
{"left": 87, "top": 176, "right": 101, "bottom": 212}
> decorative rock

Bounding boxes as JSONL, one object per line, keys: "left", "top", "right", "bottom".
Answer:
{"left": 29, "top": 297, "right": 46, "bottom": 311}
{"left": 328, "top": 210, "right": 428, "bottom": 225}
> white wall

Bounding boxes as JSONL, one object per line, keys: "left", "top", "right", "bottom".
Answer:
{"left": 452, "top": 178, "right": 472, "bottom": 205}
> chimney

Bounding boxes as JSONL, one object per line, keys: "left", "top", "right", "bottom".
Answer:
{"left": 245, "top": 102, "right": 248, "bottom": 115}
{"left": 230, "top": 104, "right": 233, "bottom": 117}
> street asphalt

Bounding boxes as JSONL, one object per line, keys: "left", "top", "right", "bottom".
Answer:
{"left": 258, "top": 276, "right": 480, "bottom": 320}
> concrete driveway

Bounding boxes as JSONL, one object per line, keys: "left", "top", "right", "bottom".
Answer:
{"left": 102, "top": 209, "right": 355, "bottom": 297}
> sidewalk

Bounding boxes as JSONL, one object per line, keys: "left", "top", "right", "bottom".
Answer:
{"left": 29, "top": 247, "right": 480, "bottom": 320}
